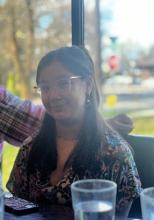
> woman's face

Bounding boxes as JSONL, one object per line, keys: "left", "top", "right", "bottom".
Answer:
{"left": 38, "top": 61, "right": 89, "bottom": 123}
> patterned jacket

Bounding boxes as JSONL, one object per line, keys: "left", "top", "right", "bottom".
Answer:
{"left": 7, "top": 125, "right": 141, "bottom": 213}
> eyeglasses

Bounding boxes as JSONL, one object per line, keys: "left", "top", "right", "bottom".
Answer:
{"left": 34, "top": 76, "right": 83, "bottom": 95}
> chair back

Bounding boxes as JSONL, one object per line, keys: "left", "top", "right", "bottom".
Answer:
{"left": 126, "top": 135, "right": 154, "bottom": 188}
{"left": 125, "top": 135, "right": 154, "bottom": 218}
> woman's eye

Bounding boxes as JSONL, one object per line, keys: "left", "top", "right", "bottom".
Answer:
{"left": 58, "top": 80, "right": 70, "bottom": 89}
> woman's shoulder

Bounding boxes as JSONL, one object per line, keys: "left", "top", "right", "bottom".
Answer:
{"left": 100, "top": 123, "right": 132, "bottom": 158}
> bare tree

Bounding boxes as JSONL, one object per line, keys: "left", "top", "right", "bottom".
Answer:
{"left": 0, "top": 0, "right": 71, "bottom": 98}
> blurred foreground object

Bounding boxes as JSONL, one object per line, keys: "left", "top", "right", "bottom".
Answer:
{"left": 107, "top": 114, "right": 134, "bottom": 135}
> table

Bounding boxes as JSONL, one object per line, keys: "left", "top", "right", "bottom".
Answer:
{"left": 5, "top": 205, "right": 74, "bottom": 220}
{"left": 4, "top": 206, "right": 141, "bottom": 220}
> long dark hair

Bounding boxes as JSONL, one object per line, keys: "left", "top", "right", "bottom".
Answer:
{"left": 27, "top": 46, "right": 105, "bottom": 180}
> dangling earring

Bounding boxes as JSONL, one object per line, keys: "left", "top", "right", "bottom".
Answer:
{"left": 86, "top": 94, "right": 91, "bottom": 105}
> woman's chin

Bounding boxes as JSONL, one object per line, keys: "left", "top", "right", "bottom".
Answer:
{"left": 49, "top": 111, "right": 71, "bottom": 122}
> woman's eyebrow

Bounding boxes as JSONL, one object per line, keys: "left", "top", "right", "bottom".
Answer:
{"left": 39, "top": 76, "right": 72, "bottom": 82}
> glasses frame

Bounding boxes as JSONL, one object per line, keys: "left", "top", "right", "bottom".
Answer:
{"left": 34, "top": 75, "right": 83, "bottom": 95}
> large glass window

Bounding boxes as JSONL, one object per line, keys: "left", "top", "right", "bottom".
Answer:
{"left": 0, "top": 0, "right": 71, "bottom": 98}
{"left": 85, "top": 0, "right": 154, "bottom": 136}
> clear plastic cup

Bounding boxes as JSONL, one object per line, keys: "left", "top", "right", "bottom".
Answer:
{"left": 71, "top": 179, "right": 117, "bottom": 220}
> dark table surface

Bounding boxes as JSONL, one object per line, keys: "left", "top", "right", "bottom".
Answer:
{"left": 4, "top": 205, "right": 140, "bottom": 220}
{"left": 5, "top": 205, "right": 74, "bottom": 220}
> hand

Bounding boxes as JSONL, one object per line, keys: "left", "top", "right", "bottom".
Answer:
{"left": 107, "top": 114, "right": 134, "bottom": 135}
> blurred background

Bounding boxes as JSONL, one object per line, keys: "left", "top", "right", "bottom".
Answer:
{"left": 0, "top": 0, "right": 154, "bottom": 189}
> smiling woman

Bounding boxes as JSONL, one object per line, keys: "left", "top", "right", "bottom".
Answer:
{"left": 0, "top": 1, "right": 153, "bottom": 220}
{"left": 5, "top": 46, "right": 141, "bottom": 219}
{"left": 35, "top": 47, "right": 95, "bottom": 122}
{"left": 38, "top": 62, "right": 87, "bottom": 122}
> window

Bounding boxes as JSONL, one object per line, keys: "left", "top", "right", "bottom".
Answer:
{"left": 85, "top": 0, "right": 154, "bottom": 136}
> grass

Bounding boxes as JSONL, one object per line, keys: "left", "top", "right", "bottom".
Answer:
{"left": 2, "top": 115, "right": 154, "bottom": 191}
{"left": 2, "top": 145, "right": 19, "bottom": 191}
{"left": 131, "top": 116, "right": 154, "bottom": 136}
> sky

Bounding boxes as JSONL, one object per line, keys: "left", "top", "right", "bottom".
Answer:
{"left": 101, "top": 0, "right": 154, "bottom": 49}
{"left": 1, "top": 0, "right": 154, "bottom": 49}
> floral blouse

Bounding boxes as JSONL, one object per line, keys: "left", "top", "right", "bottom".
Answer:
{"left": 7, "top": 124, "right": 141, "bottom": 213}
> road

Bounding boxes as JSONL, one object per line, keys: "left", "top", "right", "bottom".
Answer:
{"left": 103, "top": 85, "right": 154, "bottom": 115}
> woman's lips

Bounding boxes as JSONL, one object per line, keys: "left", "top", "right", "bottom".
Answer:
{"left": 49, "top": 100, "right": 67, "bottom": 111}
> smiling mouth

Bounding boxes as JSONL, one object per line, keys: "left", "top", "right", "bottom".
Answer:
{"left": 45, "top": 99, "right": 67, "bottom": 112}
{"left": 49, "top": 102, "right": 67, "bottom": 111}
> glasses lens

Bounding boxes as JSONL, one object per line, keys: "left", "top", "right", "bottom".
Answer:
{"left": 57, "top": 79, "right": 70, "bottom": 90}
{"left": 36, "top": 76, "right": 82, "bottom": 94}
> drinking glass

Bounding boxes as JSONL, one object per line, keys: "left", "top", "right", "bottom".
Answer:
{"left": 71, "top": 179, "right": 117, "bottom": 220}
{"left": 141, "top": 187, "right": 154, "bottom": 220}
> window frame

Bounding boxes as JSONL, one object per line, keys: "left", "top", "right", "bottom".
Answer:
{"left": 71, "top": 0, "right": 84, "bottom": 46}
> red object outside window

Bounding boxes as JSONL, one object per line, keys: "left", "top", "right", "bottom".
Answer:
{"left": 108, "top": 55, "right": 119, "bottom": 71}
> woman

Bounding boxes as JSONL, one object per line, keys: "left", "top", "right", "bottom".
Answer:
{"left": 6, "top": 46, "right": 141, "bottom": 217}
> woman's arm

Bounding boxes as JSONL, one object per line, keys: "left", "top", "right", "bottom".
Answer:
{"left": 100, "top": 126, "right": 141, "bottom": 219}
{"left": 114, "top": 146, "right": 141, "bottom": 218}
{"left": 0, "top": 87, "right": 45, "bottom": 146}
